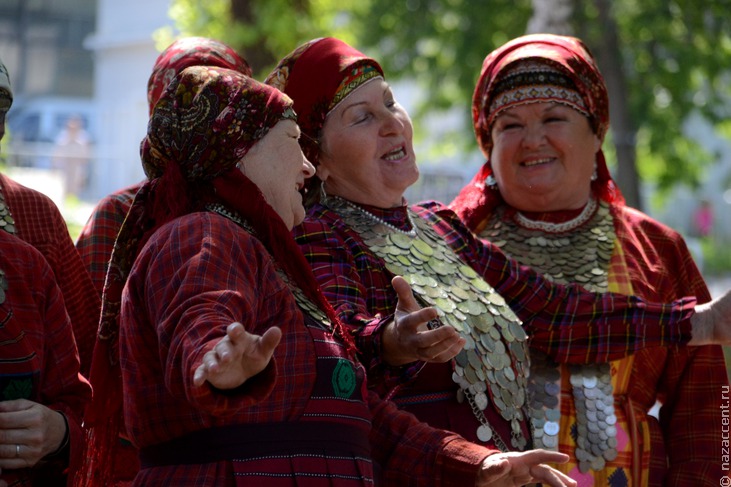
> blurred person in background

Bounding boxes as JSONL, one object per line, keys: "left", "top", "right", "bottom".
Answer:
{"left": 76, "top": 36, "right": 252, "bottom": 295}
{"left": 52, "top": 114, "right": 92, "bottom": 198}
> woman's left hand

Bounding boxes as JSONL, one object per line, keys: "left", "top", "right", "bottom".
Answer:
{"left": 0, "top": 399, "right": 67, "bottom": 470}
{"left": 193, "top": 322, "right": 282, "bottom": 389}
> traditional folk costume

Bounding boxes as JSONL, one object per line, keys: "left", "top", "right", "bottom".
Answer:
{"left": 0, "top": 230, "right": 91, "bottom": 485}
{"left": 0, "top": 58, "right": 99, "bottom": 379}
{"left": 268, "top": 37, "right": 699, "bottom": 457}
{"left": 451, "top": 33, "right": 727, "bottom": 486}
{"left": 81, "top": 66, "right": 493, "bottom": 486}
{"left": 75, "top": 38, "right": 253, "bottom": 485}
{"left": 0, "top": 175, "right": 99, "bottom": 378}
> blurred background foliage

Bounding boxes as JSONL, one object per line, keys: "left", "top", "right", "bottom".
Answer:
{"left": 162, "top": 0, "right": 731, "bottom": 214}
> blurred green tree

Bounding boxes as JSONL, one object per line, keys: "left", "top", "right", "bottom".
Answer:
{"left": 165, "top": 0, "right": 731, "bottom": 210}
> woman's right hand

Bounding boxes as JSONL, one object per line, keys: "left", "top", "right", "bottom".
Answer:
{"left": 193, "top": 322, "right": 282, "bottom": 389}
{"left": 477, "top": 450, "right": 576, "bottom": 487}
{"left": 381, "top": 276, "right": 466, "bottom": 366}
{"left": 689, "top": 288, "right": 731, "bottom": 346}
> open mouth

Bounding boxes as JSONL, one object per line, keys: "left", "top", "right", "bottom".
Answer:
{"left": 521, "top": 157, "right": 553, "bottom": 167}
{"left": 383, "top": 145, "right": 407, "bottom": 161}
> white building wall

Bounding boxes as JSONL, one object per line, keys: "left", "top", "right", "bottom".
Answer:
{"left": 85, "top": 0, "right": 175, "bottom": 200}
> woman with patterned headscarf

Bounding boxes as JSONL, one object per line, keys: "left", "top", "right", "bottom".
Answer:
{"left": 451, "top": 33, "right": 727, "bottom": 486}
{"left": 265, "top": 35, "right": 731, "bottom": 480}
{"left": 79, "top": 65, "right": 580, "bottom": 487}
{"left": 77, "top": 36, "right": 252, "bottom": 297}
{"left": 75, "top": 37, "right": 252, "bottom": 486}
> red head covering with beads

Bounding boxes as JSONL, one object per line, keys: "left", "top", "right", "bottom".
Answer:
{"left": 451, "top": 33, "right": 624, "bottom": 230}
{"left": 264, "top": 37, "right": 384, "bottom": 167}
{"left": 146, "top": 36, "right": 252, "bottom": 115}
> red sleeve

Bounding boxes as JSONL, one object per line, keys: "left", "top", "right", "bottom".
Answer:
{"left": 366, "top": 390, "right": 494, "bottom": 486}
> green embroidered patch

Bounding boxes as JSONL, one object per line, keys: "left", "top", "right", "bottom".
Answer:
{"left": 332, "top": 359, "right": 356, "bottom": 398}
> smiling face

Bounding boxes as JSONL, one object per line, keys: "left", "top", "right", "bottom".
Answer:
{"left": 316, "top": 78, "right": 418, "bottom": 208}
{"left": 490, "top": 102, "right": 601, "bottom": 212}
{"left": 239, "top": 119, "right": 315, "bottom": 230}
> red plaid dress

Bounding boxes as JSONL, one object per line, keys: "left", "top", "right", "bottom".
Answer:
{"left": 0, "top": 174, "right": 100, "bottom": 377}
{"left": 121, "top": 212, "right": 491, "bottom": 486}
{"left": 76, "top": 181, "right": 143, "bottom": 296}
{"left": 0, "top": 230, "right": 91, "bottom": 486}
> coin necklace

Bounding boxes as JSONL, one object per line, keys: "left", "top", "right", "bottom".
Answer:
{"left": 0, "top": 184, "right": 17, "bottom": 235}
{"left": 324, "top": 196, "right": 531, "bottom": 451}
{"left": 206, "top": 203, "right": 332, "bottom": 330}
{"left": 481, "top": 198, "right": 620, "bottom": 472}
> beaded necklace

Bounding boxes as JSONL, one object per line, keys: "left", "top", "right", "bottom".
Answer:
{"left": 0, "top": 184, "right": 17, "bottom": 235}
{"left": 514, "top": 196, "right": 597, "bottom": 234}
{"left": 331, "top": 196, "right": 417, "bottom": 236}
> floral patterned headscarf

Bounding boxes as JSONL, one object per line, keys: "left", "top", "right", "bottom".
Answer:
{"left": 106, "top": 66, "right": 295, "bottom": 346}
{"left": 86, "top": 69, "right": 354, "bottom": 484}
{"left": 147, "top": 37, "right": 252, "bottom": 115}
{"left": 451, "top": 34, "right": 624, "bottom": 229}
{"left": 84, "top": 67, "right": 300, "bottom": 485}
{"left": 265, "top": 37, "right": 384, "bottom": 167}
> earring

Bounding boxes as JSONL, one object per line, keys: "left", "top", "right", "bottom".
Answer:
{"left": 485, "top": 174, "right": 498, "bottom": 189}
{"left": 590, "top": 161, "right": 598, "bottom": 182}
{"left": 319, "top": 179, "right": 328, "bottom": 201}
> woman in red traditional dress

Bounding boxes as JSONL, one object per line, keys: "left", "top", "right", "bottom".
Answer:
{"left": 451, "top": 33, "right": 728, "bottom": 486}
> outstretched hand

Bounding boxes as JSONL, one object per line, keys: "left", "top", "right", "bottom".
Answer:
{"left": 193, "top": 323, "right": 282, "bottom": 389}
{"left": 689, "top": 288, "right": 731, "bottom": 346}
{"left": 477, "top": 450, "right": 576, "bottom": 487}
{"left": 381, "top": 276, "right": 466, "bottom": 366}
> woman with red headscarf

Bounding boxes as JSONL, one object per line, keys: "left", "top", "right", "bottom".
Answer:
{"left": 451, "top": 33, "right": 727, "bottom": 486}
{"left": 79, "top": 65, "right": 580, "bottom": 486}
{"left": 77, "top": 36, "right": 252, "bottom": 297}
{"left": 266, "top": 35, "right": 731, "bottom": 483}
{"left": 75, "top": 37, "right": 253, "bottom": 486}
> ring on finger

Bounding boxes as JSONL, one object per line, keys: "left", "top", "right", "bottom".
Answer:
{"left": 15, "top": 444, "right": 20, "bottom": 457}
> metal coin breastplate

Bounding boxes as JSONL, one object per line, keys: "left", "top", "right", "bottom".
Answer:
{"left": 0, "top": 184, "right": 17, "bottom": 235}
{"left": 481, "top": 199, "right": 620, "bottom": 472}
{"left": 324, "top": 197, "right": 530, "bottom": 451}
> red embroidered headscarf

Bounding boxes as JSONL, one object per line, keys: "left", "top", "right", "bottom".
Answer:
{"left": 265, "top": 37, "right": 384, "bottom": 201}
{"left": 451, "top": 33, "right": 624, "bottom": 230}
{"left": 83, "top": 66, "right": 351, "bottom": 485}
{"left": 146, "top": 36, "right": 252, "bottom": 115}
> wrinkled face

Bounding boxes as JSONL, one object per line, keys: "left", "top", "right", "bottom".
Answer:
{"left": 317, "top": 78, "right": 418, "bottom": 208}
{"left": 490, "top": 102, "right": 601, "bottom": 212}
{"left": 239, "top": 119, "right": 315, "bottom": 230}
